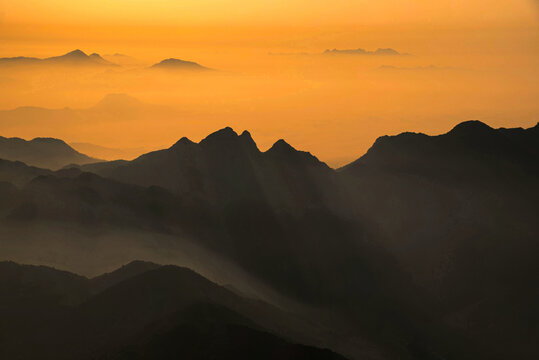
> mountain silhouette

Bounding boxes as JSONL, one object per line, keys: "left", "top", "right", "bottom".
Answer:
{"left": 341, "top": 120, "right": 539, "bottom": 182}
{"left": 0, "top": 261, "right": 347, "bottom": 360}
{"left": 76, "top": 127, "right": 336, "bottom": 212}
{"left": 0, "top": 49, "right": 117, "bottom": 66}
{"left": 151, "top": 58, "right": 211, "bottom": 71}
{"left": 1, "top": 121, "right": 538, "bottom": 359}
{"left": 0, "top": 136, "right": 99, "bottom": 170}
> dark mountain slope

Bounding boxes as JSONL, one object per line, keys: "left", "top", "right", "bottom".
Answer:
{"left": 339, "top": 120, "right": 539, "bottom": 359}
{"left": 0, "top": 261, "right": 347, "bottom": 360}
{"left": 341, "top": 120, "right": 539, "bottom": 184}
{"left": 0, "top": 136, "right": 99, "bottom": 170}
{"left": 89, "top": 260, "right": 162, "bottom": 294}
{"left": 0, "top": 158, "right": 52, "bottom": 186}
{"left": 115, "top": 303, "right": 345, "bottom": 360}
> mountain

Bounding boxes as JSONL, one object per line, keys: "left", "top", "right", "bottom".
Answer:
{"left": 1, "top": 137, "right": 451, "bottom": 359}
{"left": 75, "top": 127, "right": 337, "bottom": 212}
{"left": 0, "top": 136, "right": 99, "bottom": 170}
{"left": 0, "top": 261, "right": 347, "bottom": 360}
{"left": 0, "top": 94, "right": 178, "bottom": 147}
{"left": 1, "top": 121, "right": 538, "bottom": 359}
{"left": 150, "top": 58, "right": 211, "bottom": 71}
{"left": 0, "top": 49, "right": 117, "bottom": 67}
{"left": 341, "top": 120, "right": 539, "bottom": 182}
{"left": 0, "top": 158, "right": 52, "bottom": 187}
{"left": 323, "top": 48, "right": 405, "bottom": 56}
{"left": 339, "top": 120, "right": 539, "bottom": 359}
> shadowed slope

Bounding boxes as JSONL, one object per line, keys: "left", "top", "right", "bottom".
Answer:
{"left": 0, "top": 261, "right": 347, "bottom": 360}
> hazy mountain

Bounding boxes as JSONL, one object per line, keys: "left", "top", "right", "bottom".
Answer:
{"left": 69, "top": 142, "right": 147, "bottom": 161}
{"left": 0, "top": 49, "right": 117, "bottom": 67}
{"left": 151, "top": 58, "right": 211, "bottom": 71}
{"left": 323, "top": 48, "right": 405, "bottom": 56}
{"left": 0, "top": 94, "right": 179, "bottom": 147}
{"left": 0, "top": 136, "right": 99, "bottom": 170}
{"left": 0, "top": 261, "right": 347, "bottom": 360}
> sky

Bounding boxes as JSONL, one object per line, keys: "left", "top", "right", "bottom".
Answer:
{"left": 0, "top": 0, "right": 538, "bottom": 166}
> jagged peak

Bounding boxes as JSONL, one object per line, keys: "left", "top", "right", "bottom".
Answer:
{"left": 200, "top": 127, "right": 239, "bottom": 145}
{"left": 240, "top": 130, "right": 252, "bottom": 139}
{"left": 170, "top": 136, "right": 195, "bottom": 149}
{"left": 268, "top": 139, "right": 295, "bottom": 153}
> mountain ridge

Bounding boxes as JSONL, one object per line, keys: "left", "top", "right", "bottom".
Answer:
{"left": 0, "top": 49, "right": 117, "bottom": 67}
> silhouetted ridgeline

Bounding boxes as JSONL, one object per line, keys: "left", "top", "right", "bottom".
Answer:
{"left": 0, "top": 120, "right": 537, "bottom": 359}
{"left": 0, "top": 136, "right": 99, "bottom": 170}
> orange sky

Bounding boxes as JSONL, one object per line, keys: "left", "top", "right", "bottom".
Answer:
{"left": 0, "top": 1, "right": 538, "bottom": 166}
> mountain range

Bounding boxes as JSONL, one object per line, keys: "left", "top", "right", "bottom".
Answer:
{"left": 0, "top": 50, "right": 211, "bottom": 71}
{"left": 0, "top": 120, "right": 537, "bottom": 359}
{"left": 0, "top": 260, "right": 345, "bottom": 359}
{"left": 0, "top": 49, "right": 117, "bottom": 67}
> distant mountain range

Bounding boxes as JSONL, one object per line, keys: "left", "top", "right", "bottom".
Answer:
{"left": 0, "top": 94, "right": 174, "bottom": 159}
{"left": 0, "top": 136, "right": 98, "bottom": 169}
{"left": 0, "top": 120, "right": 537, "bottom": 359}
{"left": 323, "top": 48, "right": 407, "bottom": 56}
{"left": 0, "top": 50, "right": 212, "bottom": 71}
{"left": 0, "top": 49, "right": 117, "bottom": 66}
{"left": 271, "top": 47, "right": 408, "bottom": 57}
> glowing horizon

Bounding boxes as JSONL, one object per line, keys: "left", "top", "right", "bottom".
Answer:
{"left": 0, "top": 0, "right": 538, "bottom": 166}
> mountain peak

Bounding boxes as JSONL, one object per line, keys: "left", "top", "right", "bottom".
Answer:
{"left": 201, "top": 127, "right": 239, "bottom": 145}
{"left": 449, "top": 120, "right": 493, "bottom": 136}
{"left": 171, "top": 136, "right": 195, "bottom": 149}
{"left": 151, "top": 58, "right": 209, "bottom": 70}
{"left": 64, "top": 49, "right": 88, "bottom": 58}
{"left": 268, "top": 139, "right": 295, "bottom": 153}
